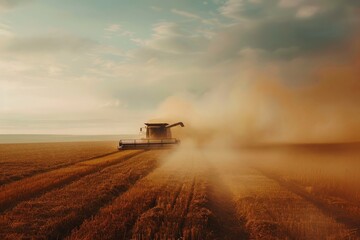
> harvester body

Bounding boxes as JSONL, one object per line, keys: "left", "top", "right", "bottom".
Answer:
{"left": 118, "top": 122, "right": 184, "bottom": 150}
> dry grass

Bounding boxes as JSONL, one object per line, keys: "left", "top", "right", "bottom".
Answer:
{"left": 0, "top": 141, "right": 117, "bottom": 185}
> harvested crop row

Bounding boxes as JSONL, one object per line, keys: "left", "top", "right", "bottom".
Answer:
{"left": 248, "top": 145, "right": 360, "bottom": 236}
{"left": 260, "top": 170, "right": 360, "bottom": 237}
{"left": 226, "top": 167, "right": 356, "bottom": 239}
{"left": 67, "top": 166, "right": 171, "bottom": 240}
{"left": 131, "top": 174, "right": 196, "bottom": 240}
{"left": 0, "top": 141, "right": 117, "bottom": 185}
{"left": 244, "top": 144, "right": 360, "bottom": 209}
{"left": 68, "top": 156, "right": 217, "bottom": 240}
{"left": 0, "top": 150, "right": 143, "bottom": 213}
{"left": 68, "top": 149, "right": 250, "bottom": 240}
{"left": 130, "top": 165, "right": 247, "bottom": 240}
{"left": 0, "top": 150, "right": 166, "bottom": 239}
{"left": 181, "top": 175, "right": 215, "bottom": 240}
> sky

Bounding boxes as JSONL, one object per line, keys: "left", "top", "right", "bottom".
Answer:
{"left": 0, "top": 0, "right": 359, "bottom": 142}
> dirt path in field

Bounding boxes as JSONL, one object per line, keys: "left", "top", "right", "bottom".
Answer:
{"left": 220, "top": 166, "right": 358, "bottom": 239}
{"left": 206, "top": 168, "right": 249, "bottom": 240}
{"left": 0, "top": 150, "right": 145, "bottom": 213}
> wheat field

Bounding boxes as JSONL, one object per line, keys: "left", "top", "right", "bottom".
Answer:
{"left": 0, "top": 142, "right": 359, "bottom": 239}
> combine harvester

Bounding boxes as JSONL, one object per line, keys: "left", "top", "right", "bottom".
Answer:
{"left": 118, "top": 122, "right": 184, "bottom": 150}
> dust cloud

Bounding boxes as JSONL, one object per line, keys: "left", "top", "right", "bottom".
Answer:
{"left": 151, "top": 34, "right": 360, "bottom": 215}
{"left": 152, "top": 35, "right": 360, "bottom": 146}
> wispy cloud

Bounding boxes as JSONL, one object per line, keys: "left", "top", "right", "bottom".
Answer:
{"left": 150, "top": 6, "right": 162, "bottom": 12}
{"left": 1, "top": 34, "right": 96, "bottom": 54}
{"left": 133, "top": 21, "right": 209, "bottom": 58}
{"left": 0, "top": 23, "right": 12, "bottom": 37}
{"left": 296, "top": 5, "right": 320, "bottom": 18}
{"left": 278, "top": 0, "right": 305, "bottom": 8}
{"left": 0, "top": 0, "right": 33, "bottom": 10}
{"left": 171, "top": 9, "right": 202, "bottom": 20}
{"left": 171, "top": 8, "right": 221, "bottom": 26}
{"left": 219, "top": 0, "right": 245, "bottom": 20}
{"left": 104, "top": 24, "right": 121, "bottom": 32}
{"left": 104, "top": 24, "right": 134, "bottom": 37}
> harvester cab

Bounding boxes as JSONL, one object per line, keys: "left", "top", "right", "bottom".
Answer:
{"left": 118, "top": 122, "right": 184, "bottom": 150}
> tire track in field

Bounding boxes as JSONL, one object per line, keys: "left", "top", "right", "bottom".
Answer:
{"left": 1, "top": 150, "right": 119, "bottom": 186}
{"left": 206, "top": 168, "right": 250, "bottom": 240}
{"left": 176, "top": 177, "right": 195, "bottom": 240}
{"left": 0, "top": 150, "right": 145, "bottom": 213}
{"left": 258, "top": 169, "right": 360, "bottom": 238}
{"left": 169, "top": 185, "right": 183, "bottom": 210}
{"left": 0, "top": 150, "right": 164, "bottom": 240}
{"left": 133, "top": 151, "right": 212, "bottom": 240}
{"left": 127, "top": 172, "right": 198, "bottom": 240}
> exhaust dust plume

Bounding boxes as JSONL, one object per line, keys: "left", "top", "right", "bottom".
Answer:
{"left": 151, "top": 34, "right": 360, "bottom": 199}
{"left": 152, "top": 35, "right": 360, "bottom": 146}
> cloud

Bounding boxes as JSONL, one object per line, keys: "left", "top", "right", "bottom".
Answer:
{"left": 104, "top": 24, "right": 134, "bottom": 37}
{"left": 219, "top": 0, "right": 277, "bottom": 20}
{"left": 208, "top": 1, "right": 359, "bottom": 62}
{"left": 150, "top": 6, "right": 163, "bottom": 12}
{"left": 296, "top": 5, "right": 320, "bottom": 19}
{"left": 0, "top": 0, "right": 32, "bottom": 10}
{"left": 219, "top": 0, "right": 359, "bottom": 23}
{"left": 171, "top": 8, "right": 222, "bottom": 26}
{"left": 131, "top": 22, "right": 209, "bottom": 61}
{"left": 219, "top": 0, "right": 244, "bottom": 20}
{"left": 0, "top": 68, "right": 148, "bottom": 134}
{"left": 278, "top": 0, "right": 305, "bottom": 8}
{"left": 0, "top": 23, "right": 12, "bottom": 37}
{"left": 104, "top": 24, "right": 121, "bottom": 32}
{"left": 1, "top": 34, "right": 96, "bottom": 54}
{"left": 171, "top": 9, "right": 202, "bottom": 20}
